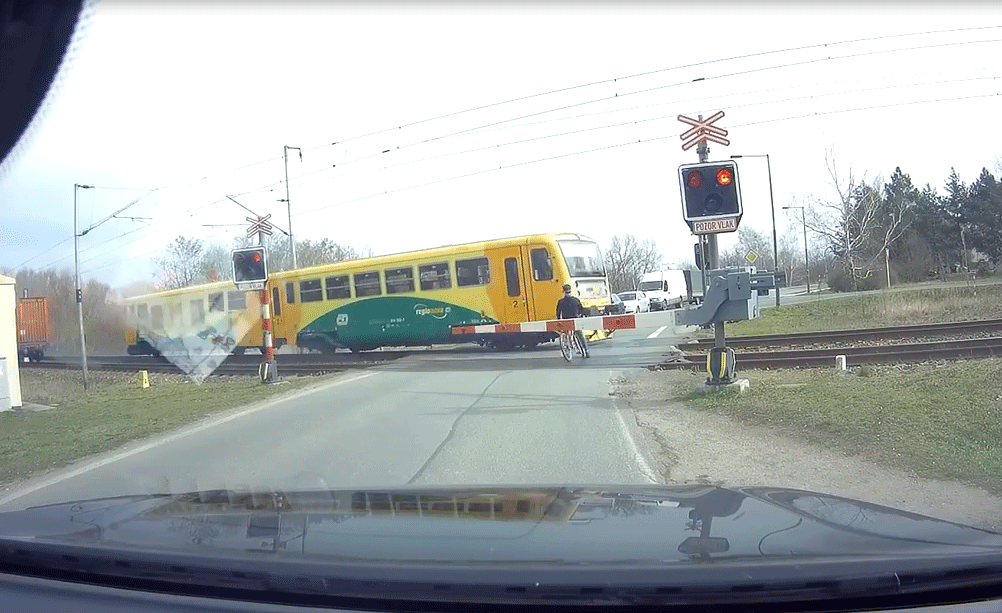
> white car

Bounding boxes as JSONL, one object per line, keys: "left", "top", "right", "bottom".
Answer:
{"left": 617, "top": 291, "right": 650, "bottom": 313}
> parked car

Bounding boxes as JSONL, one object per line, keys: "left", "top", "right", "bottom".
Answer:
{"left": 604, "top": 293, "right": 626, "bottom": 315}
{"left": 617, "top": 291, "right": 650, "bottom": 314}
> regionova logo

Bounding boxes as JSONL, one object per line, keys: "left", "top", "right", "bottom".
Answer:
{"left": 414, "top": 304, "right": 452, "bottom": 319}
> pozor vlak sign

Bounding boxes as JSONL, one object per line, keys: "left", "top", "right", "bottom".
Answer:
{"left": 678, "top": 160, "right": 743, "bottom": 235}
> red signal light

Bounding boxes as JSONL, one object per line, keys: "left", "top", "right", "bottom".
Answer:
{"left": 253, "top": 252, "right": 262, "bottom": 262}
{"left": 686, "top": 171, "right": 703, "bottom": 189}
{"left": 716, "top": 168, "right": 733, "bottom": 186}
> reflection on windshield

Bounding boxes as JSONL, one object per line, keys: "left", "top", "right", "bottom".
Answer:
{"left": 558, "top": 240, "right": 605, "bottom": 277}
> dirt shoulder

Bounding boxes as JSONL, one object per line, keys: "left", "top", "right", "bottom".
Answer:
{"left": 613, "top": 369, "right": 1002, "bottom": 533}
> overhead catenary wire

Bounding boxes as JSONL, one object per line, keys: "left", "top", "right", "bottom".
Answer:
{"left": 246, "top": 72, "right": 1001, "bottom": 194}
{"left": 82, "top": 25, "right": 1002, "bottom": 205}
{"left": 29, "top": 26, "right": 1002, "bottom": 274}
{"left": 70, "top": 81, "right": 1001, "bottom": 275}
{"left": 75, "top": 85, "right": 1000, "bottom": 276}
{"left": 233, "top": 36, "right": 1002, "bottom": 197}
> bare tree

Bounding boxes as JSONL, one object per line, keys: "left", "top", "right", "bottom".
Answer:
{"left": 200, "top": 242, "right": 232, "bottom": 282}
{"left": 804, "top": 148, "right": 912, "bottom": 289}
{"left": 718, "top": 227, "right": 774, "bottom": 270}
{"left": 603, "top": 234, "right": 663, "bottom": 292}
{"left": 153, "top": 236, "right": 204, "bottom": 289}
{"left": 231, "top": 235, "right": 373, "bottom": 271}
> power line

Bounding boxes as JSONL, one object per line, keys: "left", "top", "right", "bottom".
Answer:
{"left": 459, "top": 65, "right": 999, "bottom": 138}
{"left": 14, "top": 237, "right": 72, "bottom": 270}
{"left": 251, "top": 36, "right": 1002, "bottom": 195}
{"left": 255, "top": 72, "right": 1001, "bottom": 194}
{"left": 290, "top": 89, "right": 1001, "bottom": 219}
{"left": 730, "top": 91, "right": 1000, "bottom": 129}
{"left": 292, "top": 135, "right": 674, "bottom": 219}
{"left": 126, "top": 24, "right": 1002, "bottom": 202}
{"left": 65, "top": 74, "right": 1001, "bottom": 273}
{"left": 295, "top": 24, "right": 1002, "bottom": 151}
{"left": 28, "top": 27, "right": 1002, "bottom": 274}
{"left": 76, "top": 87, "right": 1000, "bottom": 277}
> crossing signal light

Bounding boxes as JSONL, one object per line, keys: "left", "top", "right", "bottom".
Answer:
{"left": 678, "top": 160, "right": 743, "bottom": 230}
{"left": 232, "top": 246, "right": 268, "bottom": 284}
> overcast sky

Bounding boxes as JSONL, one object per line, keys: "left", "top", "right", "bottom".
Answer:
{"left": 1, "top": 1, "right": 1000, "bottom": 289}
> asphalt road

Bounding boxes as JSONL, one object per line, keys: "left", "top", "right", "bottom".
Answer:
{"left": 1, "top": 325, "right": 687, "bottom": 511}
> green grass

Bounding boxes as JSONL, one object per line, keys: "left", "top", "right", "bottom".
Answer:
{"left": 2, "top": 370, "right": 331, "bottom": 487}
{"left": 713, "top": 284, "right": 1002, "bottom": 337}
{"left": 672, "top": 360, "right": 1002, "bottom": 495}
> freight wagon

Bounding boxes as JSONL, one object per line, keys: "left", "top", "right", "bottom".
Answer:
{"left": 16, "top": 295, "right": 50, "bottom": 362}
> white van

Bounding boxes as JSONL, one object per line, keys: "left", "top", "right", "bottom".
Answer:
{"left": 638, "top": 270, "right": 688, "bottom": 311}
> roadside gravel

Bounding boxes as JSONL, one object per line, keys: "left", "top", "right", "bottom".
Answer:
{"left": 613, "top": 369, "right": 1002, "bottom": 533}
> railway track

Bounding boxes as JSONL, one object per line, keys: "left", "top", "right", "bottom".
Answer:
{"left": 21, "top": 353, "right": 405, "bottom": 377}
{"left": 656, "top": 336, "right": 1002, "bottom": 371}
{"left": 686, "top": 318, "right": 1002, "bottom": 348}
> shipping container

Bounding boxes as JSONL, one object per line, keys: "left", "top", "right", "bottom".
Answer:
{"left": 16, "top": 296, "right": 50, "bottom": 362}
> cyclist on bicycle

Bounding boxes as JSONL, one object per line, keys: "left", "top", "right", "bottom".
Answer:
{"left": 555, "top": 283, "right": 590, "bottom": 358}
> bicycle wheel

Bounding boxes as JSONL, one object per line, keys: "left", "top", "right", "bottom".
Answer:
{"left": 571, "top": 333, "right": 585, "bottom": 358}
{"left": 559, "top": 333, "right": 574, "bottom": 361}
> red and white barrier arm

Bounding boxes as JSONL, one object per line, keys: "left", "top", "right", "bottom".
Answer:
{"left": 452, "top": 310, "right": 695, "bottom": 336}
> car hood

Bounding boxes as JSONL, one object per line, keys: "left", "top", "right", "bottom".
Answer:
{"left": 0, "top": 485, "right": 999, "bottom": 564}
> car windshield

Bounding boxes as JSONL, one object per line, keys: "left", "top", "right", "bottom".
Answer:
{"left": 558, "top": 239, "right": 606, "bottom": 277}
{"left": 1, "top": 2, "right": 1001, "bottom": 605}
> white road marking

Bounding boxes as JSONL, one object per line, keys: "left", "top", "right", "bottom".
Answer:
{"left": 0, "top": 371, "right": 378, "bottom": 507}
{"left": 646, "top": 325, "right": 668, "bottom": 339}
{"left": 609, "top": 373, "right": 659, "bottom": 484}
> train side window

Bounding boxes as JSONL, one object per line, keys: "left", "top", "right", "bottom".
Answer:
{"left": 300, "top": 279, "right": 323, "bottom": 302}
{"left": 286, "top": 282, "right": 295, "bottom": 304}
{"left": 137, "top": 304, "right": 148, "bottom": 319}
{"left": 189, "top": 300, "right": 205, "bottom": 325}
{"left": 354, "top": 271, "right": 381, "bottom": 297}
{"left": 456, "top": 257, "right": 490, "bottom": 287}
{"left": 385, "top": 267, "right": 415, "bottom": 294}
{"left": 419, "top": 262, "right": 451, "bottom": 290}
{"left": 531, "top": 247, "right": 554, "bottom": 281}
{"left": 208, "top": 293, "right": 224, "bottom": 312}
{"left": 504, "top": 257, "right": 521, "bottom": 297}
{"left": 228, "top": 291, "right": 247, "bottom": 310}
{"left": 271, "top": 287, "right": 282, "bottom": 316}
{"left": 168, "top": 303, "right": 182, "bottom": 326}
{"left": 151, "top": 305, "right": 163, "bottom": 329}
{"left": 325, "top": 275, "right": 351, "bottom": 300}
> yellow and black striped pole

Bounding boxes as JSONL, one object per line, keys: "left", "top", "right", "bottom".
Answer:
{"left": 706, "top": 346, "right": 736, "bottom": 384}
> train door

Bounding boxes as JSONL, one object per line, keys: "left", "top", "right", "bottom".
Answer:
{"left": 527, "top": 244, "right": 561, "bottom": 321}
{"left": 496, "top": 245, "right": 532, "bottom": 323}
{"left": 270, "top": 285, "right": 284, "bottom": 347}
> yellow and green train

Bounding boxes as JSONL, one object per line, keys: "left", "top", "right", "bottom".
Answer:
{"left": 124, "top": 233, "right": 611, "bottom": 355}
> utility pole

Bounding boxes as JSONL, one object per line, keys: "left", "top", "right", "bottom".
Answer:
{"left": 886, "top": 247, "right": 891, "bottom": 288}
{"left": 783, "top": 205, "right": 810, "bottom": 294}
{"left": 73, "top": 183, "right": 95, "bottom": 390}
{"left": 730, "top": 154, "right": 779, "bottom": 306}
{"left": 283, "top": 146, "right": 302, "bottom": 269}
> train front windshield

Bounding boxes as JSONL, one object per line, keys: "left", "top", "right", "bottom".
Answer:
{"left": 558, "top": 240, "right": 605, "bottom": 277}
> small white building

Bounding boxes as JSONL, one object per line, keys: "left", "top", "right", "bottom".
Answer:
{"left": 0, "top": 274, "right": 22, "bottom": 410}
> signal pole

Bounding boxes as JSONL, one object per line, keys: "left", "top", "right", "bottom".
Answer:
{"left": 73, "top": 183, "right": 94, "bottom": 390}
{"left": 694, "top": 139, "right": 727, "bottom": 354}
{"left": 256, "top": 227, "right": 278, "bottom": 384}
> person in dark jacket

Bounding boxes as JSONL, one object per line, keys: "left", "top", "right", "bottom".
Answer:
{"left": 555, "top": 284, "right": 589, "bottom": 357}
